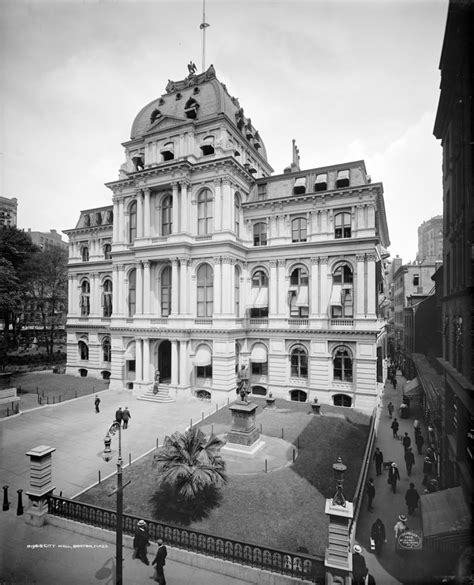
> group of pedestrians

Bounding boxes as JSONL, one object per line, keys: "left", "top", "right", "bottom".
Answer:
{"left": 115, "top": 406, "right": 132, "bottom": 428}
{"left": 133, "top": 520, "right": 168, "bottom": 584}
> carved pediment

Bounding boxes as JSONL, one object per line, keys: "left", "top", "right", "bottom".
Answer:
{"left": 144, "top": 114, "right": 188, "bottom": 135}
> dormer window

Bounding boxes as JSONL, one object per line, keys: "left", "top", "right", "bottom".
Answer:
{"left": 158, "top": 98, "right": 165, "bottom": 105}
{"left": 336, "top": 170, "right": 350, "bottom": 188}
{"left": 184, "top": 98, "right": 199, "bottom": 119}
{"left": 150, "top": 109, "right": 162, "bottom": 124}
{"left": 293, "top": 177, "right": 306, "bottom": 195}
{"left": 176, "top": 92, "right": 182, "bottom": 100}
{"left": 193, "top": 87, "right": 200, "bottom": 95}
{"left": 253, "top": 131, "right": 261, "bottom": 149}
{"left": 83, "top": 214, "right": 90, "bottom": 227}
{"left": 131, "top": 153, "right": 145, "bottom": 171}
{"left": 200, "top": 136, "right": 215, "bottom": 156}
{"left": 161, "top": 142, "right": 174, "bottom": 161}
{"left": 315, "top": 173, "right": 327, "bottom": 192}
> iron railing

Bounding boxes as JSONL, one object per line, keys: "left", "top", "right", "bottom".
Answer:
{"left": 48, "top": 496, "right": 324, "bottom": 583}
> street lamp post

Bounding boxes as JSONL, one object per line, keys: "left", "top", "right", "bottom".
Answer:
{"left": 332, "top": 456, "right": 347, "bottom": 507}
{"left": 102, "top": 421, "right": 123, "bottom": 585}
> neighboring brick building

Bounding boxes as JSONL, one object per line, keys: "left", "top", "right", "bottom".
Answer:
{"left": 0, "top": 196, "right": 18, "bottom": 227}
{"left": 64, "top": 65, "right": 390, "bottom": 414}
{"left": 416, "top": 215, "right": 443, "bottom": 263}
{"left": 26, "top": 228, "right": 68, "bottom": 251}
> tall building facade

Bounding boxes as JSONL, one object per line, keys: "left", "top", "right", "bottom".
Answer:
{"left": 433, "top": 0, "right": 473, "bottom": 497}
{"left": 64, "top": 66, "right": 390, "bottom": 414}
{"left": 26, "top": 228, "right": 68, "bottom": 251}
{"left": 416, "top": 215, "right": 443, "bottom": 262}
{"left": 0, "top": 196, "right": 18, "bottom": 227}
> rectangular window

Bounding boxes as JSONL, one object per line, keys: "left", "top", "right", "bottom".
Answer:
{"left": 251, "top": 362, "right": 268, "bottom": 376}
{"left": 413, "top": 274, "right": 419, "bottom": 286}
{"left": 250, "top": 307, "right": 268, "bottom": 318}
{"left": 257, "top": 184, "right": 267, "bottom": 200}
{"left": 196, "top": 365, "right": 212, "bottom": 378}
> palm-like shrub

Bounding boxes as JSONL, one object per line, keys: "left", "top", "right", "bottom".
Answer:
{"left": 153, "top": 426, "right": 227, "bottom": 501}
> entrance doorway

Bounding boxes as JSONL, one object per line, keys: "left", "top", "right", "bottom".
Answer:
{"left": 157, "top": 340, "right": 171, "bottom": 383}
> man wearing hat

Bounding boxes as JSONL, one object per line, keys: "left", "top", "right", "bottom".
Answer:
{"left": 152, "top": 538, "right": 168, "bottom": 584}
{"left": 404, "top": 447, "right": 415, "bottom": 476}
{"left": 393, "top": 514, "right": 409, "bottom": 547}
{"left": 352, "top": 545, "right": 368, "bottom": 585}
{"left": 387, "top": 462, "right": 400, "bottom": 494}
{"left": 133, "top": 520, "right": 150, "bottom": 565}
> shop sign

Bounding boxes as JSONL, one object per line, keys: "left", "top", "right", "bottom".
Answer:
{"left": 397, "top": 530, "right": 423, "bottom": 550}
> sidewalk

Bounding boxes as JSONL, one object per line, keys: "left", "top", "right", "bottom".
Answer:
{"left": 355, "top": 372, "right": 436, "bottom": 585}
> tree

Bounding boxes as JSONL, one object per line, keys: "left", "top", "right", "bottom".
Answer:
{"left": 153, "top": 427, "right": 227, "bottom": 500}
{"left": 0, "top": 258, "right": 23, "bottom": 370}
{"left": 23, "top": 246, "right": 68, "bottom": 356}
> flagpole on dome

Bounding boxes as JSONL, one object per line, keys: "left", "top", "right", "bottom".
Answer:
{"left": 200, "top": 0, "right": 210, "bottom": 72}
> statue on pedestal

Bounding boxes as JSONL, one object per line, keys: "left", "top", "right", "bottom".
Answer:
{"left": 237, "top": 365, "right": 250, "bottom": 403}
{"left": 153, "top": 370, "right": 160, "bottom": 395}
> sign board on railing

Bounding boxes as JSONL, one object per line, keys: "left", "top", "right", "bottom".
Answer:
{"left": 397, "top": 530, "right": 423, "bottom": 551}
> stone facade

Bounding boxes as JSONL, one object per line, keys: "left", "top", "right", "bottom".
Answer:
{"left": 0, "top": 196, "right": 17, "bottom": 227}
{"left": 64, "top": 66, "right": 390, "bottom": 414}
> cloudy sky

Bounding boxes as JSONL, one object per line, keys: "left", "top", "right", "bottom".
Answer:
{"left": 1, "top": 0, "right": 447, "bottom": 262}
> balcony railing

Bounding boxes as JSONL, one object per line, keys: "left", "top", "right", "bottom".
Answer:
{"left": 248, "top": 318, "right": 269, "bottom": 326}
{"left": 194, "top": 318, "right": 213, "bottom": 325}
{"left": 288, "top": 319, "right": 309, "bottom": 327}
{"left": 330, "top": 319, "right": 354, "bottom": 327}
{"left": 47, "top": 496, "right": 324, "bottom": 583}
{"left": 151, "top": 318, "right": 169, "bottom": 325}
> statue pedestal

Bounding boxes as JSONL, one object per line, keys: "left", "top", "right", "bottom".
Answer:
{"left": 222, "top": 402, "right": 265, "bottom": 456}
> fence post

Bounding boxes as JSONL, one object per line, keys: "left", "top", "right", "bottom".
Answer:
{"left": 297, "top": 436, "right": 300, "bottom": 449}
{"left": 265, "top": 459, "right": 268, "bottom": 473}
{"left": 293, "top": 449, "right": 296, "bottom": 462}
{"left": 98, "top": 470, "right": 101, "bottom": 484}
{"left": 281, "top": 428, "right": 284, "bottom": 439}
{"left": 129, "top": 453, "right": 131, "bottom": 466}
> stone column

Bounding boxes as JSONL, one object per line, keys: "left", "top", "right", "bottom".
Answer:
{"left": 143, "top": 188, "right": 151, "bottom": 237}
{"left": 171, "top": 340, "right": 179, "bottom": 385}
{"left": 310, "top": 257, "right": 319, "bottom": 317}
{"left": 25, "top": 446, "right": 56, "bottom": 527}
{"left": 213, "top": 256, "right": 222, "bottom": 315}
{"left": 143, "top": 338, "right": 150, "bottom": 382}
{"left": 356, "top": 254, "right": 365, "bottom": 316}
{"left": 171, "top": 258, "right": 179, "bottom": 315}
{"left": 221, "top": 178, "right": 232, "bottom": 231}
{"left": 221, "top": 256, "right": 233, "bottom": 314}
{"left": 367, "top": 254, "right": 376, "bottom": 315}
{"left": 136, "top": 338, "right": 143, "bottom": 382}
{"left": 136, "top": 190, "right": 144, "bottom": 238}
{"left": 179, "top": 258, "right": 189, "bottom": 315}
{"left": 269, "top": 260, "right": 278, "bottom": 316}
{"left": 179, "top": 181, "right": 188, "bottom": 233}
{"left": 214, "top": 179, "right": 222, "bottom": 231}
{"left": 136, "top": 262, "right": 143, "bottom": 314}
{"left": 179, "top": 340, "right": 188, "bottom": 386}
{"left": 277, "top": 259, "right": 286, "bottom": 316}
{"left": 171, "top": 183, "right": 179, "bottom": 233}
{"left": 143, "top": 261, "right": 151, "bottom": 314}
{"left": 320, "top": 257, "right": 329, "bottom": 316}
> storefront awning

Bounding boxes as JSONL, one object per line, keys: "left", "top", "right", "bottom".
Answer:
{"left": 193, "top": 345, "right": 212, "bottom": 367}
{"left": 295, "top": 286, "right": 309, "bottom": 307}
{"left": 124, "top": 344, "right": 136, "bottom": 360}
{"left": 421, "top": 487, "right": 471, "bottom": 551}
{"left": 404, "top": 377, "right": 423, "bottom": 397}
{"left": 250, "top": 343, "right": 267, "bottom": 363}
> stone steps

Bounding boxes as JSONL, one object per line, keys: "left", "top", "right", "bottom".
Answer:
{"left": 137, "top": 385, "right": 175, "bottom": 403}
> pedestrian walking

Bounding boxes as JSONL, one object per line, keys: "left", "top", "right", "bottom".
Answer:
{"left": 413, "top": 419, "right": 420, "bottom": 433}
{"left": 415, "top": 433, "right": 424, "bottom": 454}
{"left": 404, "top": 447, "right": 415, "bottom": 476}
{"left": 133, "top": 520, "right": 150, "bottom": 565}
{"left": 422, "top": 456, "right": 433, "bottom": 486}
{"left": 151, "top": 538, "right": 168, "bottom": 584}
{"left": 122, "top": 406, "right": 131, "bottom": 429}
{"left": 115, "top": 407, "right": 123, "bottom": 426}
{"left": 373, "top": 447, "right": 384, "bottom": 476}
{"left": 388, "top": 462, "right": 400, "bottom": 494}
{"left": 392, "top": 376, "right": 397, "bottom": 389}
{"left": 405, "top": 483, "right": 420, "bottom": 515}
{"left": 402, "top": 432, "right": 411, "bottom": 451}
{"left": 371, "top": 518, "right": 386, "bottom": 556}
{"left": 94, "top": 395, "right": 101, "bottom": 413}
{"left": 366, "top": 478, "right": 376, "bottom": 512}
{"left": 351, "top": 545, "right": 368, "bottom": 585}
{"left": 391, "top": 418, "right": 399, "bottom": 439}
{"left": 393, "top": 514, "right": 408, "bottom": 548}
{"left": 387, "top": 401, "right": 394, "bottom": 419}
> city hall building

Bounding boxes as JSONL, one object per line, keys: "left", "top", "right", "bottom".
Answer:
{"left": 64, "top": 65, "right": 390, "bottom": 413}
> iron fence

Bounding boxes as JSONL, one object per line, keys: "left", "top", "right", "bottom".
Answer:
{"left": 48, "top": 495, "right": 324, "bottom": 583}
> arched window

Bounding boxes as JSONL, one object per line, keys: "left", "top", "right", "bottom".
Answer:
{"left": 161, "top": 266, "right": 172, "bottom": 317}
{"left": 292, "top": 218, "right": 307, "bottom": 242}
{"left": 252, "top": 386, "right": 267, "bottom": 396}
{"left": 162, "top": 195, "right": 173, "bottom": 236}
{"left": 290, "top": 389, "right": 307, "bottom": 402}
{"left": 334, "top": 212, "right": 352, "bottom": 239}
{"left": 331, "top": 264, "right": 353, "bottom": 318}
{"left": 291, "top": 347, "right": 308, "bottom": 378}
{"left": 250, "top": 343, "right": 268, "bottom": 376}
{"left": 197, "top": 189, "right": 213, "bottom": 235}
{"left": 200, "top": 136, "right": 214, "bottom": 156}
{"left": 234, "top": 266, "right": 241, "bottom": 317}
{"left": 102, "top": 279, "right": 112, "bottom": 317}
{"left": 249, "top": 270, "right": 268, "bottom": 318}
{"left": 333, "top": 393, "right": 352, "bottom": 407}
{"left": 289, "top": 267, "right": 309, "bottom": 318}
{"left": 184, "top": 98, "right": 199, "bottom": 119}
{"left": 81, "top": 246, "right": 89, "bottom": 262}
{"left": 196, "top": 263, "right": 213, "bottom": 317}
{"left": 129, "top": 201, "right": 137, "bottom": 243}
{"left": 234, "top": 193, "right": 241, "bottom": 236}
{"left": 102, "top": 337, "right": 111, "bottom": 362}
{"left": 78, "top": 341, "right": 89, "bottom": 361}
{"left": 103, "top": 243, "right": 112, "bottom": 260}
{"left": 333, "top": 347, "right": 353, "bottom": 382}
{"left": 80, "top": 280, "right": 90, "bottom": 316}
{"left": 128, "top": 269, "right": 136, "bottom": 316}
{"left": 253, "top": 222, "right": 267, "bottom": 246}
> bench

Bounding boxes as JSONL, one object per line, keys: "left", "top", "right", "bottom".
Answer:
{"left": 0, "top": 387, "right": 20, "bottom": 405}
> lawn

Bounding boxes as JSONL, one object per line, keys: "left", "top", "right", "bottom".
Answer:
{"left": 0, "top": 372, "right": 109, "bottom": 418}
{"left": 76, "top": 398, "right": 370, "bottom": 557}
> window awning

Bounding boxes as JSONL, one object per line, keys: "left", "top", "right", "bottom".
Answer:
{"left": 124, "top": 344, "right": 136, "bottom": 359}
{"left": 330, "top": 284, "right": 342, "bottom": 306}
{"left": 294, "top": 177, "right": 306, "bottom": 189}
{"left": 337, "top": 170, "right": 350, "bottom": 181}
{"left": 404, "top": 377, "right": 423, "bottom": 397}
{"left": 250, "top": 343, "right": 267, "bottom": 363}
{"left": 194, "top": 345, "right": 212, "bottom": 367}
{"left": 315, "top": 173, "right": 327, "bottom": 184}
{"left": 247, "top": 287, "right": 268, "bottom": 308}
{"left": 246, "top": 287, "right": 259, "bottom": 308}
{"left": 295, "top": 286, "right": 309, "bottom": 307}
